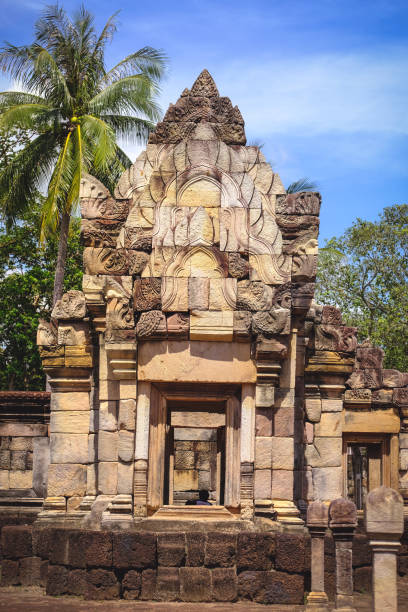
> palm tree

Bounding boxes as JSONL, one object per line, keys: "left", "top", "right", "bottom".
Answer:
{"left": 286, "top": 177, "right": 318, "bottom": 193}
{"left": 0, "top": 5, "right": 166, "bottom": 304}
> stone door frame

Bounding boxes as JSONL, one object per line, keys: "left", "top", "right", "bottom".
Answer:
{"left": 146, "top": 382, "right": 243, "bottom": 515}
{"left": 342, "top": 432, "right": 399, "bottom": 503}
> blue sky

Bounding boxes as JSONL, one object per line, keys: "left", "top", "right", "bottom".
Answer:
{"left": 1, "top": 0, "right": 407, "bottom": 243}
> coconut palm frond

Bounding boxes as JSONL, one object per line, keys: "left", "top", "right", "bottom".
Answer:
{"left": 286, "top": 177, "right": 318, "bottom": 193}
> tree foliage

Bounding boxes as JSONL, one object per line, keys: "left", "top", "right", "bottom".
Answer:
{"left": 0, "top": 4, "right": 166, "bottom": 303}
{"left": 286, "top": 177, "right": 318, "bottom": 193}
{"left": 316, "top": 204, "right": 408, "bottom": 371}
{"left": 0, "top": 203, "right": 82, "bottom": 390}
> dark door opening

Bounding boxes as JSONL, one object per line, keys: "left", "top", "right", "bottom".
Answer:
{"left": 346, "top": 442, "right": 382, "bottom": 509}
{"left": 163, "top": 401, "right": 226, "bottom": 506}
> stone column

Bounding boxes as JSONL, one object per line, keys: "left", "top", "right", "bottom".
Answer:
{"left": 329, "top": 498, "right": 357, "bottom": 612}
{"left": 365, "top": 486, "right": 404, "bottom": 612}
{"left": 306, "top": 501, "right": 329, "bottom": 611}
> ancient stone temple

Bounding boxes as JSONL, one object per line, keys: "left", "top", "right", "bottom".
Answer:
{"left": 1, "top": 70, "right": 408, "bottom": 604}
{"left": 31, "top": 69, "right": 408, "bottom": 524}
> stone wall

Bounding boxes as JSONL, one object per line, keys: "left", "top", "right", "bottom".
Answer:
{"left": 2, "top": 522, "right": 408, "bottom": 602}
{"left": 0, "top": 392, "right": 50, "bottom": 499}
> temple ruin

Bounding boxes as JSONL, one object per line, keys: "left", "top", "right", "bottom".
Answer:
{"left": 1, "top": 70, "right": 408, "bottom": 603}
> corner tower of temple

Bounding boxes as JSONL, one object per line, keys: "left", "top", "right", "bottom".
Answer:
{"left": 34, "top": 70, "right": 408, "bottom": 527}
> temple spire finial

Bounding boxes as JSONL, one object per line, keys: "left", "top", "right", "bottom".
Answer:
{"left": 190, "top": 69, "right": 219, "bottom": 97}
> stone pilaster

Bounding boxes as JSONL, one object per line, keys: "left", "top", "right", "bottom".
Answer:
{"left": 306, "top": 501, "right": 329, "bottom": 611}
{"left": 134, "top": 381, "right": 150, "bottom": 518}
{"left": 365, "top": 486, "right": 404, "bottom": 612}
{"left": 240, "top": 383, "right": 255, "bottom": 519}
{"left": 329, "top": 498, "right": 357, "bottom": 612}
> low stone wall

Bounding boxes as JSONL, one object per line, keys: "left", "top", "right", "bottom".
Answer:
{"left": 1, "top": 523, "right": 407, "bottom": 603}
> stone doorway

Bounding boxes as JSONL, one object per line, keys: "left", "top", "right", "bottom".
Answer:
{"left": 165, "top": 401, "right": 226, "bottom": 505}
{"left": 146, "top": 383, "right": 241, "bottom": 516}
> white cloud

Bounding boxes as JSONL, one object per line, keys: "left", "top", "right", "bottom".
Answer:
{"left": 162, "top": 46, "right": 408, "bottom": 137}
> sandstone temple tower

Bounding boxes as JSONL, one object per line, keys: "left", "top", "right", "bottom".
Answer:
{"left": 30, "top": 70, "right": 408, "bottom": 527}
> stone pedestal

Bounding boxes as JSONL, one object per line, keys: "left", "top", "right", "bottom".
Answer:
{"left": 306, "top": 501, "right": 329, "bottom": 611}
{"left": 365, "top": 486, "right": 404, "bottom": 612}
{"left": 329, "top": 498, "right": 357, "bottom": 611}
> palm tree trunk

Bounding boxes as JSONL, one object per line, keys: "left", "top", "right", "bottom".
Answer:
{"left": 52, "top": 211, "right": 70, "bottom": 306}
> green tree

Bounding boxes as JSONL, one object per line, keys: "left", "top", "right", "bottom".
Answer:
{"left": 0, "top": 4, "right": 166, "bottom": 304}
{"left": 0, "top": 204, "right": 82, "bottom": 390}
{"left": 316, "top": 204, "right": 408, "bottom": 371}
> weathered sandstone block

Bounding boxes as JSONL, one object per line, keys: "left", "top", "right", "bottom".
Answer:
{"left": 315, "top": 413, "right": 341, "bottom": 437}
{"left": 50, "top": 434, "right": 89, "bottom": 464}
{"left": 98, "top": 431, "right": 118, "bottom": 462}
{"left": 118, "top": 399, "right": 136, "bottom": 431}
{"left": 51, "top": 392, "right": 90, "bottom": 411}
{"left": 50, "top": 411, "right": 90, "bottom": 434}
{"left": 118, "top": 431, "right": 134, "bottom": 462}
{"left": 190, "top": 310, "right": 233, "bottom": 341}
{"left": 98, "top": 462, "right": 118, "bottom": 495}
{"left": 312, "top": 467, "right": 342, "bottom": 501}
{"left": 305, "top": 437, "right": 342, "bottom": 468}
{"left": 99, "top": 400, "right": 117, "bottom": 431}
{"left": 48, "top": 464, "right": 87, "bottom": 497}
{"left": 188, "top": 277, "right": 209, "bottom": 310}
{"left": 255, "top": 437, "right": 272, "bottom": 469}
{"left": 271, "top": 437, "right": 294, "bottom": 470}
{"left": 9, "top": 470, "right": 33, "bottom": 488}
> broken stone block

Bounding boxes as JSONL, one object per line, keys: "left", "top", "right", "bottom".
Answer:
{"left": 136, "top": 311, "right": 167, "bottom": 339}
{"left": 83, "top": 247, "right": 129, "bottom": 275}
{"left": 237, "top": 280, "right": 274, "bottom": 311}
{"left": 118, "top": 399, "right": 136, "bottom": 431}
{"left": 166, "top": 313, "right": 189, "bottom": 338}
{"left": 233, "top": 310, "right": 252, "bottom": 340}
{"left": 58, "top": 322, "right": 91, "bottom": 345}
{"left": 99, "top": 400, "right": 117, "bottom": 431}
{"left": 252, "top": 307, "right": 290, "bottom": 337}
{"left": 315, "top": 413, "right": 341, "bottom": 437}
{"left": 305, "top": 437, "right": 342, "bottom": 468}
{"left": 51, "top": 290, "right": 86, "bottom": 320}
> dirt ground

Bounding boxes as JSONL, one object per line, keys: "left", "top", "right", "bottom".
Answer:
{"left": 0, "top": 586, "right": 406, "bottom": 611}
{"left": 1, "top": 582, "right": 408, "bottom": 611}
